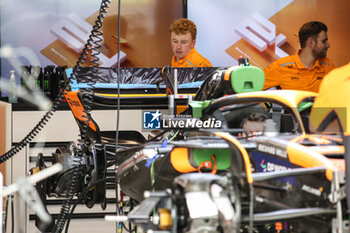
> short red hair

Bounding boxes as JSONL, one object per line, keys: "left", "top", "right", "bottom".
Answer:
{"left": 169, "top": 18, "right": 197, "bottom": 40}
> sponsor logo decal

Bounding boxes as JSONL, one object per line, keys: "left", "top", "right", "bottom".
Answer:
{"left": 252, "top": 151, "right": 296, "bottom": 186}
{"left": 257, "top": 144, "right": 287, "bottom": 158}
{"left": 66, "top": 98, "right": 81, "bottom": 107}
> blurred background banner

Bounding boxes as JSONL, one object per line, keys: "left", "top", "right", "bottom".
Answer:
{"left": 1, "top": 0, "right": 349, "bottom": 96}
{"left": 0, "top": 0, "right": 183, "bottom": 96}
{"left": 188, "top": 0, "right": 350, "bottom": 68}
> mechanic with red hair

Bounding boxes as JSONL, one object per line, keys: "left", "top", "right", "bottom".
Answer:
{"left": 169, "top": 18, "right": 212, "bottom": 67}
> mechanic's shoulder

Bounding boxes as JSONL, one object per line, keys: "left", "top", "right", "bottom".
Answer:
{"left": 193, "top": 49, "right": 212, "bottom": 67}
{"left": 269, "top": 55, "right": 294, "bottom": 67}
{"left": 277, "top": 55, "right": 294, "bottom": 63}
{"left": 318, "top": 57, "right": 334, "bottom": 66}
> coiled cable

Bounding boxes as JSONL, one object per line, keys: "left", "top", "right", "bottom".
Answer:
{"left": 0, "top": 1, "right": 110, "bottom": 163}
{"left": 71, "top": 0, "right": 111, "bottom": 152}
{"left": 64, "top": 177, "right": 110, "bottom": 233}
{"left": 53, "top": 164, "right": 82, "bottom": 233}
{"left": 0, "top": 78, "right": 68, "bottom": 163}
{"left": 53, "top": 0, "right": 112, "bottom": 232}
{"left": 0, "top": 1, "right": 112, "bottom": 232}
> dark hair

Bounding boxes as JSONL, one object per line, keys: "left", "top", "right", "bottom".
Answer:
{"left": 240, "top": 113, "right": 267, "bottom": 128}
{"left": 299, "top": 21, "right": 328, "bottom": 48}
{"left": 169, "top": 18, "right": 197, "bottom": 40}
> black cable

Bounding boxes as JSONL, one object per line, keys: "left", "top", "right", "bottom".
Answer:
{"left": 115, "top": 0, "right": 122, "bottom": 232}
{"left": 119, "top": 199, "right": 137, "bottom": 233}
{"left": 11, "top": 194, "right": 14, "bottom": 233}
{"left": 115, "top": 0, "right": 121, "bottom": 149}
{"left": 64, "top": 177, "right": 108, "bottom": 233}
{"left": 3, "top": 195, "right": 9, "bottom": 232}
{"left": 0, "top": 0, "right": 111, "bottom": 166}
{"left": 53, "top": 0, "right": 112, "bottom": 232}
{"left": 127, "top": 200, "right": 138, "bottom": 233}
{"left": 53, "top": 166, "right": 82, "bottom": 233}
{"left": 0, "top": 74, "right": 70, "bottom": 164}
{"left": 146, "top": 130, "right": 169, "bottom": 142}
{"left": 0, "top": 0, "right": 111, "bottom": 232}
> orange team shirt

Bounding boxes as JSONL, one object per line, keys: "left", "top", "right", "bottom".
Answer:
{"left": 263, "top": 50, "right": 335, "bottom": 93}
{"left": 171, "top": 48, "right": 212, "bottom": 67}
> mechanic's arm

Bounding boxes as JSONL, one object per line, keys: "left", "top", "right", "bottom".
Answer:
{"left": 263, "top": 61, "right": 280, "bottom": 90}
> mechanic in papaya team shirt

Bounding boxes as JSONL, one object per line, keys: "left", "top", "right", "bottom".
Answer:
{"left": 169, "top": 18, "right": 212, "bottom": 67}
{"left": 263, "top": 21, "right": 335, "bottom": 93}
